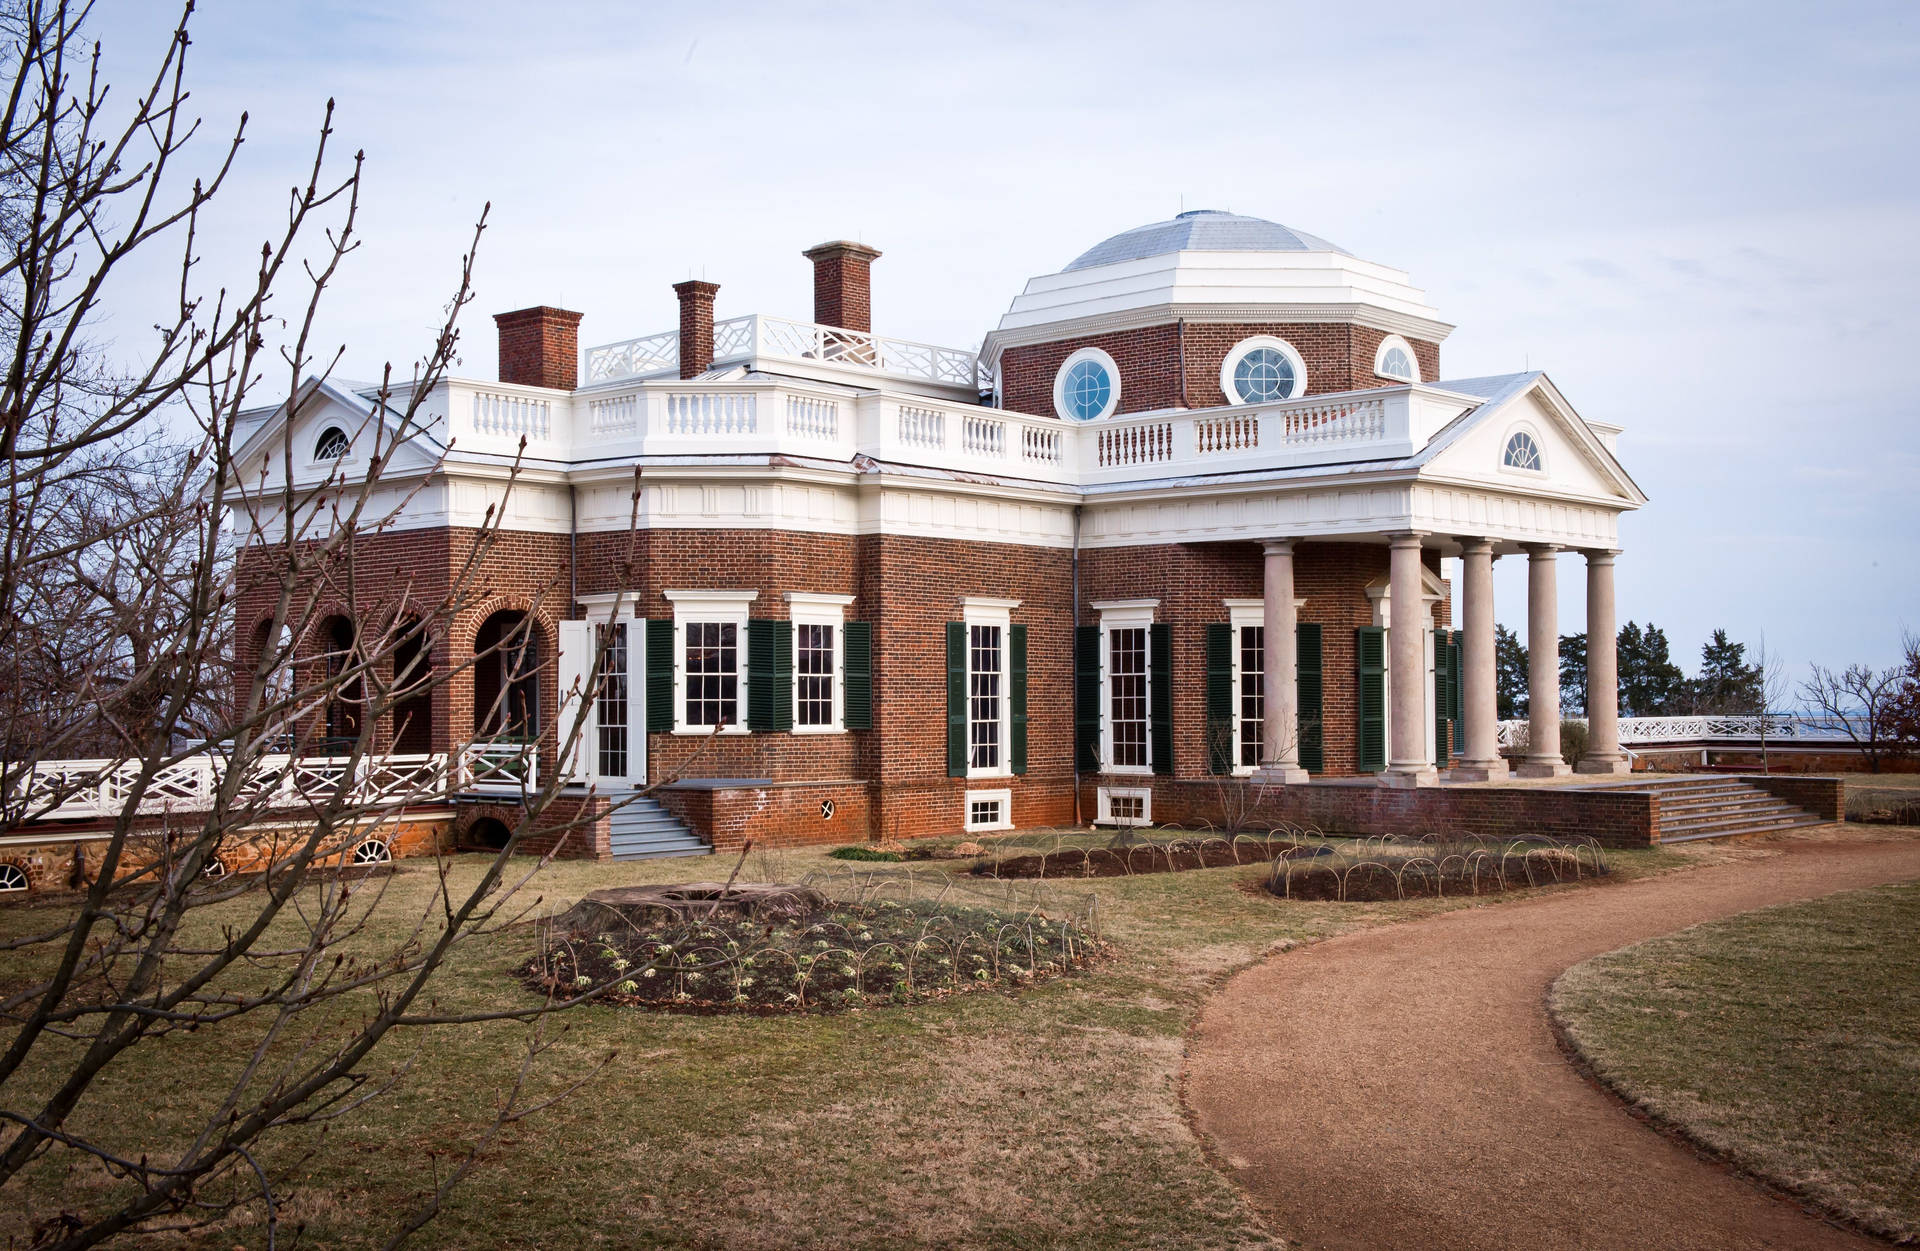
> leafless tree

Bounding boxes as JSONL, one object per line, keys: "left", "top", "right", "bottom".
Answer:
{"left": 1752, "top": 634, "right": 1793, "bottom": 774}
{"left": 0, "top": 4, "right": 664, "bottom": 1245}
{"left": 1801, "top": 659, "right": 1906, "bottom": 775}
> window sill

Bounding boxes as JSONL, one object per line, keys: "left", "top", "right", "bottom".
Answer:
{"left": 670, "top": 726, "right": 751, "bottom": 737}
{"left": 1103, "top": 764, "right": 1154, "bottom": 777}
{"left": 790, "top": 726, "right": 847, "bottom": 736}
{"left": 965, "top": 768, "right": 1013, "bottom": 781}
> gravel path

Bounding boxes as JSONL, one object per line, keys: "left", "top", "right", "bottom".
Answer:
{"left": 1183, "top": 833, "right": 1920, "bottom": 1251}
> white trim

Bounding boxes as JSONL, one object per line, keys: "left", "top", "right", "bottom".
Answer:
{"left": 1374, "top": 334, "right": 1419, "bottom": 382}
{"left": 1053, "top": 346, "right": 1121, "bottom": 422}
{"left": 1097, "top": 602, "right": 1156, "bottom": 775}
{"left": 1225, "top": 601, "right": 1267, "bottom": 777}
{"left": 961, "top": 601, "right": 1015, "bottom": 779}
{"left": 962, "top": 596, "right": 1021, "bottom": 619}
{"left": 963, "top": 788, "right": 1014, "bottom": 832}
{"left": 1220, "top": 335, "right": 1307, "bottom": 404}
{"left": 787, "top": 594, "right": 850, "bottom": 734}
{"left": 667, "top": 591, "right": 757, "bottom": 735}
{"left": 1095, "top": 786, "right": 1152, "bottom": 828}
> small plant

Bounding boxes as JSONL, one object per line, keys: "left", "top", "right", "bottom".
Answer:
{"left": 828, "top": 846, "right": 903, "bottom": 862}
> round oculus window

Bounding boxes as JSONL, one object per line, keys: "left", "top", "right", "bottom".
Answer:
{"left": 1220, "top": 337, "right": 1306, "bottom": 405}
{"left": 1053, "top": 348, "right": 1120, "bottom": 422}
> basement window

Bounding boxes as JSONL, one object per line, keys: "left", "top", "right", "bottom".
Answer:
{"left": 964, "top": 789, "right": 1013, "bottom": 832}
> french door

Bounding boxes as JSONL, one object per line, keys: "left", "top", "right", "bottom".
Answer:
{"left": 558, "top": 613, "right": 645, "bottom": 790}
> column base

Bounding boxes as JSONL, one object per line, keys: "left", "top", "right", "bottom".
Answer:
{"left": 1250, "top": 763, "right": 1311, "bottom": 786}
{"left": 1514, "top": 756, "right": 1573, "bottom": 778}
{"left": 1576, "top": 755, "right": 1631, "bottom": 776}
{"left": 1449, "top": 758, "right": 1510, "bottom": 782}
{"left": 1380, "top": 766, "right": 1440, "bottom": 789}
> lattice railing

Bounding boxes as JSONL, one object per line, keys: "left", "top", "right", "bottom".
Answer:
{"left": 584, "top": 329, "right": 678, "bottom": 383}
{"left": 10, "top": 753, "right": 453, "bottom": 822}
{"left": 1495, "top": 716, "right": 1858, "bottom": 748}
{"left": 584, "top": 315, "right": 980, "bottom": 389}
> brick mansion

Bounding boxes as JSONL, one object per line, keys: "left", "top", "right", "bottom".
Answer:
{"left": 231, "top": 211, "right": 1651, "bottom": 856}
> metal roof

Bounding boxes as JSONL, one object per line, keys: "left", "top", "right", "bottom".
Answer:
{"left": 1064, "top": 209, "right": 1350, "bottom": 271}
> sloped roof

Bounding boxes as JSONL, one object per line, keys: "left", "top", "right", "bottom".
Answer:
{"left": 1065, "top": 210, "right": 1349, "bottom": 271}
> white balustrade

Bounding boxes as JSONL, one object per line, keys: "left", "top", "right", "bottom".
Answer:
{"left": 1098, "top": 421, "right": 1175, "bottom": 467}
{"left": 785, "top": 394, "right": 838, "bottom": 441}
{"left": 589, "top": 394, "right": 637, "bottom": 435}
{"left": 471, "top": 390, "right": 552, "bottom": 440}
{"left": 1496, "top": 716, "right": 1857, "bottom": 749}
{"left": 1022, "top": 425, "right": 1063, "bottom": 464}
{"left": 961, "top": 413, "right": 1005, "bottom": 457}
{"left": 897, "top": 404, "right": 946, "bottom": 450}
{"left": 584, "top": 314, "right": 981, "bottom": 391}
{"left": 11, "top": 752, "right": 455, "bottom": 822}
{"left": 584, "top": 329, "right": 677, "bottom": 383}
{"left": 663, "top": 391, "right": 756, "bottom": 437}
{"left": 1195, "top": 413, "right": 1258, "bottom": 456}
{"left": 1277, "top": 397, "right": 1385, "bottom": 445}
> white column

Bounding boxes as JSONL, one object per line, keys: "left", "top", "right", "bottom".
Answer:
{"left": 1384, "top": 533, "right": 1437, "bottom": 787}
{"left": 1578, "top": 549, "right": 1628, "bottom": 774}
{"left": 1453, "top": 537, "right": 1507, "bottom": 781}
{"left": 1517, "top": 543, "right": 1572, "bottom": 777}
{"left": 1252, "top": 539, "right": 1309, "bottom": 785}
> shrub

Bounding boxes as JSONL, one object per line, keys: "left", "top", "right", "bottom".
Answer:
{"left": 827, "top": 846, "right": 903, "bottom": 862}
{"left": 1560, "top": 719, "right": 1589, "bottom": 765}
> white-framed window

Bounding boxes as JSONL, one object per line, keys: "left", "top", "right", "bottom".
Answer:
{"left": 1501, "top": 427, "right": 1546, "bottom": 474}
{"left": 1220, "top": 336, "right": 1307, "bottom": 405}
{"left": 1374, "top": 334, "right": 1419, "bottom": 382}
{"left": 963, "top": 597, "right": 1019, "bottom": 778}
{"left": 787, "top": 592, "right": 853, "bottom": 733}
{"left": 1053, "top": 347, "right": 1121, "bottom": 422}
{"left": 1093, "top": 599, "right": 1157, "bottom": 774}
{"left": 964, "top": 788, "right": 1013, "bottom": 832}
{"left": 1095, "top": 786, "right": 1152, "bottom": 828}
{"left": 1223, "top": 597, "right": 1305, "bottom": 775}
{"left": 664, "top": 590, "right": 756, "bottom": 734}
{"left": 596, "top": 620, "right": 630, "bottom": 777}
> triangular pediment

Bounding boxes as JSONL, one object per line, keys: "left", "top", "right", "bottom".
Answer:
{"left": 229, "top": 376, "right": 446, "bottom": 493}
{"left": 1416, "top": 374, "right": 1645, "bottom": 506}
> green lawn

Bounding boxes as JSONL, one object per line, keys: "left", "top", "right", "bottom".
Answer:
{"left": 1550, "top": 881, "right": 1920, "bottom": 1243}
{"left": 1, "top": 837, "right": 1692, "bottom": 1249}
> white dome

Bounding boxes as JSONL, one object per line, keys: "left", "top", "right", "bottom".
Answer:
{"left": 1065, "top": 210, "right": 1349, "bottom": 271}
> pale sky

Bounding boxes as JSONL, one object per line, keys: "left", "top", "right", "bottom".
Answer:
{"left": 96, "top": 0, "right": 1920, "bottom": 677}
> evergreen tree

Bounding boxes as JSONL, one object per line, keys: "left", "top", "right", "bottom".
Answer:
{"left": 1617, "top": 620, "right": 1686, "bottom": 715}
{"left": 1691, "top": 629, "right": 1763, "bottom": 714}
{"left": 1495, "top": 624, "right": 1528, "bottom": 719}
{"left": 1559, "top": 632, "right": 1587, "bottom": 716}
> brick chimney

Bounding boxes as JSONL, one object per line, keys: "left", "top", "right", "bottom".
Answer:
{"left": 673, "top": 280, "right": 720, "bottom": 379}
{"left": 493, "top": 306, "right": 583, "bottom": 390}
{"left": 802, "top": 240, "right": 882, "bottom": 333}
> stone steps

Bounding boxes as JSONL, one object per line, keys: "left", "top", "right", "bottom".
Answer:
{"left": 1599, "top": 776, "right": 1831, "bottom": 844}
{"left": 608, "top": 795, "right": 710, "bottom": 861}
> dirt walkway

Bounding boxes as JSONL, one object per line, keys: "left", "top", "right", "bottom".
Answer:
{"left": 1184, "top": 833, "right": 1920, "bottom": 1251}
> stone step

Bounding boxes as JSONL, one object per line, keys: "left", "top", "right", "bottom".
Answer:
{"left": 1661, "top": 817, "right": 1829, "bottom": 844}
{"left": 1660, "top": 809, "right": 1821, "bottom": 838}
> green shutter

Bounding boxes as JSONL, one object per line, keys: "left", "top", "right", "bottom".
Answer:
{"left": 946, "top": 622, "right": 967, "bottom": 778}
{"left": 1149, "top": 622, "right": 1173, "bottom": 776}
{"left": 1449, "top": 634, "right": 1463, "bottom": 754}
{"left": 1074, "top": 625, "right": 1101, "bottom": 772}
{"left": 843, "top": 621, "right": 872, "bottom": 730}
{"left": 645, "top": 619, "right": 674, "bottom": 733}
{"left": 1433, "top": 627, "right": 1451, "bottom": 762}
{"left": 1297, "top": 622, "right": 1324, "bottom": 774}
{"left": 1206, "top": 623, "right": 1234, "bottom": 775}
{"left": 747, "top": 618, "right": 791, "bottom": 733}
{"left": 1009, "top": 624, "right": 1028, "bottom": 776}
{"left": 1356, "top": 625, "right": 1386, "bottom": 773}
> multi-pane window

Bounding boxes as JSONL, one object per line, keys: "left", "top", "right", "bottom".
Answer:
{"left": 796, "top": 622, "right": 835, "bottom": 727}
{"left": 1107, "top": 627, "right": 1149, "bottom": 768}
{"left": 969, "top": 624, "right": 1003, "bottom": 770}
{"left": 1239, "top": 625, "right": 1265, "bottom": 768}
{"left": 683, "top": 622, "right": 738, "bottom": 728}
{"left": 969, "top": 798, "right": 1002, "bottom": 827}
{"left": 596, "top": 622, "right": 628, "bottom": 778}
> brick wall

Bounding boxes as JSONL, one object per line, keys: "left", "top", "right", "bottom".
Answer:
{"left": 1745, "top": 775, "right": 1844, "bottom": 822}
{"left": 1001, "top": 321, "right": 1442, "bottom": 418}
{"left": 494, "top": 307, "right": 582, "bottom": 390}
{"left": 659, "top": 780, "right": 874, "bottom": 855}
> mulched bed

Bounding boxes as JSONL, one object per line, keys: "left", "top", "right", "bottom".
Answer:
{"left": 974, "top": 837, "right": 1307, "bottom": 880}
{"left": 526, "top": 893, "right": 1103, "bottom": 1014}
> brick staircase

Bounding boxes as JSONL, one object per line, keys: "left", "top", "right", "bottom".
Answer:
{"left": 608, "top": 794, "right": 711, "bottom": 861}
{"left": 1609, "top": 776, "right": 1832, "bottom": 843}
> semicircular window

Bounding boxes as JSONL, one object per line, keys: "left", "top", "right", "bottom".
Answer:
{"left": 314, "top": 426, "right": 351, "bottom": 460}
{"left": 1378, "top": 345, "right": 1415, "bottom": 381}
{"left": 1062, "top": 358, "right": 1113, "bottom": 421}
{"left": 1232, "top": 347, "right": 1298, "bottom": 404}
{"left": 1503, "top": 431, "right": 1543, "bottom": 471}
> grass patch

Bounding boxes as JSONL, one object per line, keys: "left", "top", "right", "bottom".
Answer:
{"left": 1551, "top": 881, "right": 1920, "bottom": 1242}
{"left": 0, "top": 838, "right": 1693, "bottom": 1248}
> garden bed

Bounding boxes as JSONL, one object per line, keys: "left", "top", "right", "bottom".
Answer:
{"left": 973, "top": 834, "right": 1306, "bottom": 879}
{"left": 527, "top": 890, "right": 1103, "bottom": 1014}
{"left": 1267, "top": 834, "right": 1610, "bottom": 902}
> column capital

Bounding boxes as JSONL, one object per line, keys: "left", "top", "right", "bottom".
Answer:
{"left": 1385, "top": 531, "right": 1428, "bottom": 549}
{"left": 1520, "top": 542, "right": 1561, "bottom": 556}
{"left": 1580, "top": 547, "right": 1621, "bottom": 565}
{"left": 1454, "top": 536, "right": 1496, "bottom": 556}
{"left": 1260, "top": 538, "right": 1298, "bottom": 556}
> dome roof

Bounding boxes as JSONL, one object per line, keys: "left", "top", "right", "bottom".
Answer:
{"left": 1065, "top": 210, "right": 1349, "bottom": 271}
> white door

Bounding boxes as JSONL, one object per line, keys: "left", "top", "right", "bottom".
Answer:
{"left": 557, "top": 614, "right": 645, "bottom": 790}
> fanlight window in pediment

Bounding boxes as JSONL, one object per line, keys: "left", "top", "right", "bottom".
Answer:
{"left": 314, "top": 426, "right": 351, "bottom": 461}
{"left": 1503, "top": 430, "right": 1543, "bottom": 472}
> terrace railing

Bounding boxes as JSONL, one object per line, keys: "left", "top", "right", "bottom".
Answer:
{"left": 1494, "top": 716, "right": 1860, "bottom": 749}
{"left": 585, "top": 314, "right": 985, "bottom": 392}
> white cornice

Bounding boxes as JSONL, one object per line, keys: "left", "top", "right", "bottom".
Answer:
{"left": 981, "top": 301, "right": 1455, "bottom": 361}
